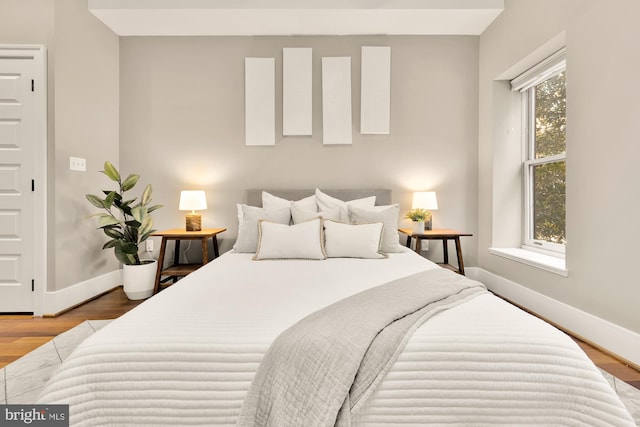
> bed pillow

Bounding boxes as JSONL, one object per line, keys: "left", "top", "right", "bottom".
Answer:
{"left": 234, "top": 205, "right": 292, "bottom": 253}
{"left": 262, "top": 191, "right": 317, "bottom": 211}
{"left": 315, "top": 189, "right": 376, "bottom": 222}
{"left": 348, "top": 204, "right": 403, "bottom": 253}
{"left": 236, "top": 203, "right": 244, "bottom": 222}
{"left": 291, "top": 204, "right": 341, "bottom": 224}
{"left": 253, "top": 218, "right": 326, "bottom": 260}
{"left": 323, "top": 220, "right": 386, "bottom": 259}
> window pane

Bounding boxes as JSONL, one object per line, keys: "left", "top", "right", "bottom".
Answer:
{"left": 533, "top": 161, "right": 566, "bottom": 244}
{"left": 534, "top": 72, "right": 566, "bottom": 158}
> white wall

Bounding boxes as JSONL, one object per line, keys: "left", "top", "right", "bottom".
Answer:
{"left": 478, "top": 0, "right": 640, "bottom": 333}
{"left": 119, "top": 36, "right": 480, "bottom": 267}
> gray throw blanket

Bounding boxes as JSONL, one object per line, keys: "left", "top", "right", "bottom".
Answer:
{"left": 237, "top": 268, "right": 488, "bottom": 427}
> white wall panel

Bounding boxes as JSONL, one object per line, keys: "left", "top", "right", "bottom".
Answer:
{"left": 283, "top": 48, "right": 312, "bottom": 136}
{"left": 361, "top": 46, "right": 391, "bottom": 134}
{"left": 245, "top": 57, "right": 275, "bottom": 146}
{"left": 322, "top": 57, "right": 352, "bottom": 145}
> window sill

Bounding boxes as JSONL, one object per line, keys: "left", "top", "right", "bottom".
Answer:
{"left": 488, "top": 247, "right": 568, "bottom": 277}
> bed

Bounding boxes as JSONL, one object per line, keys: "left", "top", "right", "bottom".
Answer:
{"left": 38, "top": 189, "right": 635, "bottom": 426}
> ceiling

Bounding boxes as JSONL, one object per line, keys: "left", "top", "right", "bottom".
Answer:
{"left": 88, "top": 0, "right": 504, "bottom": 36}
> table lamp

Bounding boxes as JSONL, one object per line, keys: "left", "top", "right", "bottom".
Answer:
{"left": 179, "top": 190, "right": 207, "bottom": 231}
{"left": 410, "top": 191, "right": 438, "bottom": 231}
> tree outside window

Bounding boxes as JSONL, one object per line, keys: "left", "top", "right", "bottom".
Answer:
{"left": 532, "top": 71, "right": 566, "bottom": 245}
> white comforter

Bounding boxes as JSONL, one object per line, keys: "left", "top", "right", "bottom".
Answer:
{"left": 38, "top": 249, "right": 634, "bottom": 426}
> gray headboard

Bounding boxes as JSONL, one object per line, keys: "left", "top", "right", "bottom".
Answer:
{"left": 245, "top": 189, "right": 392, "bottom": 207}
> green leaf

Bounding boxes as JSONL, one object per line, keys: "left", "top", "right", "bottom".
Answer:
{"left": 140, "top": 184, "right": 152, "bottom": 206}
{"left": 86, "top": 212, "right": 105, "bottom": 219}
{"left": 130, "top": 205, "right": 146, "bottom": 223}
{"left": 125, "top": 220, "right": 141, "bottom": 228}
{"left": 102, "top": 161, "right": 120, "bottom": 182}
{"left": 126, "top": 225, "right": 139, "bottom": 243}
{"left": 147, "top": 204, "right": 163, "bottom": 213}
{"left": 121, "top": 204, "right": 133, "bottom": 216}
{"left": 102, "top": 239, "right": 117, "bottom": 249}
{"left": 121, "top": 174, "right": 140, "bottom": 192}
{"left": 115, "top": 245, "right": 136, "bottom": 265}
{"left": 103, "top": 191, "right": 117, "bottom": 209}
{"left": 120, "top": 241, "right": 138, "bottom": 254}
{"left": 86, "top": 194, "right": 104, "bottom": 209}
{"left": 139, "top": 216, "right": 152, "bottom": 236}
{"left": 98, "top": 215, "right": 120, "bottom": 227}
{"left": 103, "top": 227, "right": 124, "bottom": 239}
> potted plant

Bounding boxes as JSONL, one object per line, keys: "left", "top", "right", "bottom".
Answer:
{"left": 405, "top": 208, "right": 432, "bottom": 234}
{"left": 86, "top": 161, "right": 162, "bottom": 300}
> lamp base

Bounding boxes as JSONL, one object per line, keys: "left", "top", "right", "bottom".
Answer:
{"left": 185, "top": 213, "right": 202, "bottom": 231}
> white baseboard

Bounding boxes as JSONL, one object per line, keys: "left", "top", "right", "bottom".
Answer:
{"left": 467, "top": 267, "right": 640, "bottom": 368}
{"left": 41, "top": 270, "right": 122, "bottom": 316}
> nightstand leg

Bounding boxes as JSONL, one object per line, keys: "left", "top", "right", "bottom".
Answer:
{"left": 454, "top": 237, "right": 465, "bottom": 275}
{"left": 173, "top": 240, "right": 181, "bottom": 266}
{"left": 202, "top": 237, "right": 209, "bottom": 264}
{"left": 415, "top": 238, "right": 422, "bottom": 253}
{"left": 172, "top": 240, "right": 181, "bottom": 283}
{"left": 442, "top": 239, "right": 449, "bottom": 264}
{"left": 154, "top": 238, "right": 168, "bottom": 294}
{"left": 406, "top": 235, "right": 411, "bottom": 248}
{"left": 213, "top": 235, "right": 220, "bottom": 258}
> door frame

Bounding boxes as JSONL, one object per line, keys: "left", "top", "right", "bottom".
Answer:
{"left": 0, "top": 45, "right": 48, "bottom": 315}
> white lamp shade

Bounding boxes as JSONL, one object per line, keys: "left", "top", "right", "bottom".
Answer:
{"left": 412, "top": 191, "right": 438, "bottom": 210}
{"left": 179, "top": 190, "right": 207, "bottom": 211}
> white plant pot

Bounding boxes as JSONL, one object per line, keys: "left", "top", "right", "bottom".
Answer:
{"left": 411, "top": 221, "right": 425, "bottom": 234}
{"left": 122, "top": 259, "right": 157, "bottom": 300}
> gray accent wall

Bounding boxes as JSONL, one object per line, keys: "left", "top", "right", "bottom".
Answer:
{"left": 119, "top": 36, "right": 480, "bottom": 266}
{"left": 478, "top": 0, "right": 640, "bottom": 333}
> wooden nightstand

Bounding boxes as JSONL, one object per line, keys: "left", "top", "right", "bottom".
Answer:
{"left": 151, "top": 228, "right": 226, "bottom": 293}
{"left": 398, "top": 228, "right": 472, "bottom": 275}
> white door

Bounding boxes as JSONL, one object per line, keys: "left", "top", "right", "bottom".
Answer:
{"left": 0, "top": 50, "right": 39, "bottom": 312}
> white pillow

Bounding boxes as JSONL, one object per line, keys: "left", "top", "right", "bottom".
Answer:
{"left": 253, "top": 219, "right": 326, "bottom": 260}
{"left": 234, "top": 205, "right": 292, "bottom": 253}
{"left": 315, "top": 189, "right": 376, "bottom": 222}
{"left": 262, "top": 191, "right": 317, "bottom": 211}
{"left": 291, "top": 204, "right": 341, "bottom": 224}
{"left": 236, "top": 203, "right": 244, "bottom": 222}
{"left": 348, "top": 204, "right": 403, "bottom": 253}
{"left": 323, "top": 220, "right": 386, "bottom": 259}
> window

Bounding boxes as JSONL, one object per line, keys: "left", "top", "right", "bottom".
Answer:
{"left": 512, "top": 50, "right": 566, "bottom": 254}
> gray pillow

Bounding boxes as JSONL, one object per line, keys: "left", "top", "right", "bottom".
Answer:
{"left": 234, "top": 205, "right": 291, "bottom": 253}
{"left": 348, "top": 204, "right": 403, "bottom": 253}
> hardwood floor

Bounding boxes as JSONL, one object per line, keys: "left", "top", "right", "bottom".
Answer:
{"left": 1, "top": 286, "right": 639, "bottom": 391}
{"left": 574, "top": 339, "right": 640, "bottom": 390}
{"left": 0, "top": 287, "right": 143, "bottom": 369}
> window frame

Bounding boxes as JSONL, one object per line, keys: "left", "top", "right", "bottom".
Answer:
{"left": 515, "top": 50, "right": 566, "bottom": 255}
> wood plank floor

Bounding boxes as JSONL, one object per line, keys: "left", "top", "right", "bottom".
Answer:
{"left": 1, "top": 286, "right": 639, "bottom": 391}
{"left": 0, "top": 287, "right": 143, "bottom": 369}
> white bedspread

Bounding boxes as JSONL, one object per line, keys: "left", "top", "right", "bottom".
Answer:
{"left": 38, "top": 249, "right": 634, "bottom": 426}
